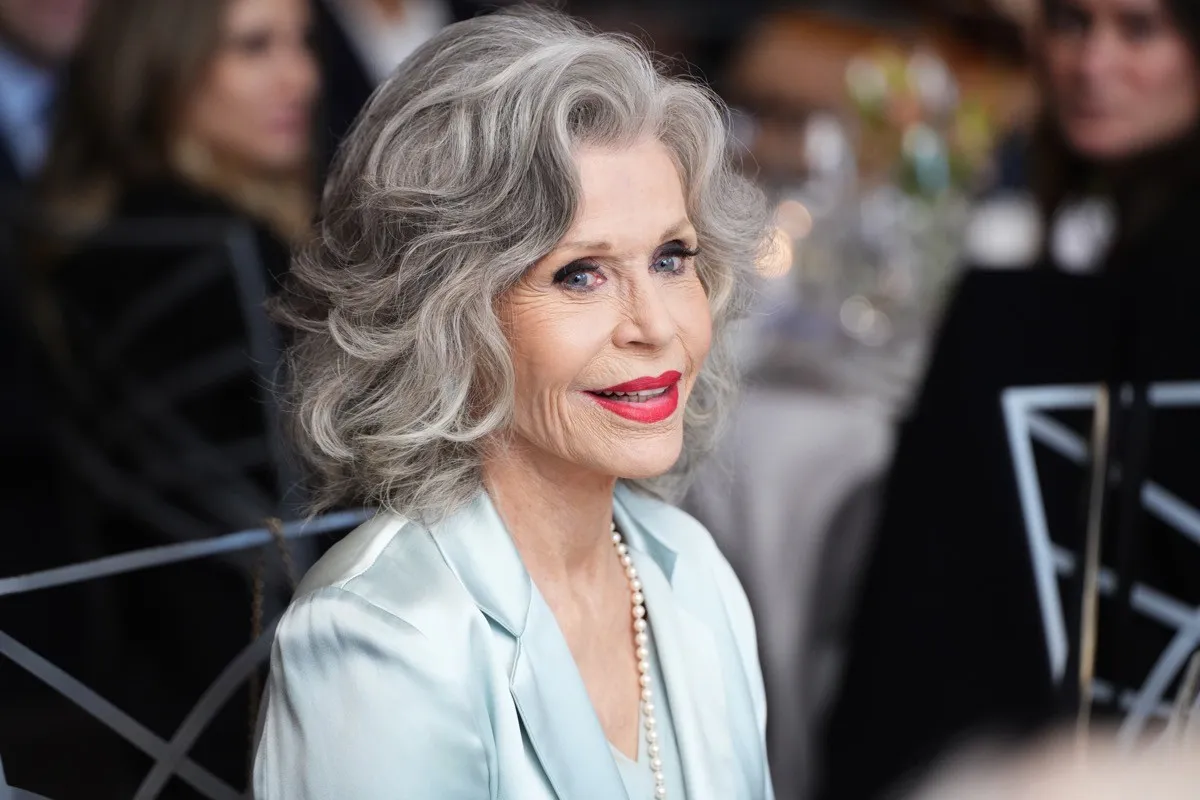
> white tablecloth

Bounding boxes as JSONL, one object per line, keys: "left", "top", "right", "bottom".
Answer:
{"left": 683, "top": 385, "right": 893, "bottom": 800}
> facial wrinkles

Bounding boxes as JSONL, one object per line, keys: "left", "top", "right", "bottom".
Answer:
{"left": 507, "top": 255, "right": 700, "bottom": 462}
{"left": 491, "top": 138, "right": 712, "bottom": 484}
{"left": 502, "top": 284, "right": 594, "bottom": 460}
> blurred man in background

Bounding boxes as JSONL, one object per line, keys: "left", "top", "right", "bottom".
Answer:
{"left": 0, "top": 0, "right": 92, "bottom": 192}
{"left": 0, "top": 0, "right": 93, "bottom": 552}
{"left": 313, "top": 0, "right": 476, "bottom": 171}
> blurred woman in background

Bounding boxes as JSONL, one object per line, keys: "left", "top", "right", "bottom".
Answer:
{"left": 819, "top": 1, "right": 1200, "bottom": 798}
{"left": 40, "top": 0, "right": 316, "bottom": 257}
{"left": 10, "top": 0, "right": 319, "bottom": 795}
{"left": 1034, "top": 0, "right": 1200, "bottom": 263}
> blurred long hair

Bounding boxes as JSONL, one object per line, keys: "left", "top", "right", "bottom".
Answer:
{"left": 37, "top": 0, "right": 313, "bottom": 249}
{"left": 1031, "top": 0, "right": 1200, "bottom": 261}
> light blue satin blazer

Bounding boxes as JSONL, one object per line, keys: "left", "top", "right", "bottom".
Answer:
{"left": 253, "top": 483, "right": 774, "bottom": 800}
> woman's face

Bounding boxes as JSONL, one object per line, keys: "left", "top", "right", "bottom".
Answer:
{"left": 1043, "top": 0, "right": 1200, "bottom": 160}
{"left": 183, "top": 0, "right": 318, "bottom": 172}
{"left": 498, "top": 137, "right": 713, "bottom": 482}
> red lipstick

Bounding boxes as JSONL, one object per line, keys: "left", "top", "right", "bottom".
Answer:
{"left": 586, "top": 370, "right": 682, "bottom": 424}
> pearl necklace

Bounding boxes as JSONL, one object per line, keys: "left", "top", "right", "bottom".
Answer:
{"left": 611, "top": 522, "right": 667, "bottom": 799}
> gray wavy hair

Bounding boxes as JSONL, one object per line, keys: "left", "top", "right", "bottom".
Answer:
{"left": 274, "top": 6, "right": 771, "bottom": 521}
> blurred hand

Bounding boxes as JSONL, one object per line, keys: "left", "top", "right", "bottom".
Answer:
{"left": 909, "top": 731, "right": 1200, "bottom": 800}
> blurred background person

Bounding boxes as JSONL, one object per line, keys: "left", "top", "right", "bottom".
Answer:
{"left": 0, "top": 0, "right": 94, "bottom": 614}
{"left": 312, "top": 0, "right": 477, "bottom": 170}
{"left": 909, "top": 731, "right": 1200, "bottom": 800}
{"left": 818, "top": 1, "right": 1200, "bottom": 798}
{"left": 2, "top": 0, "right": 319, "bottom": 794}
{"left": 0, "top": 0, "right": 93, "bottom": 195}
{"left": 39, "top": 0, "right": 317, "bottom": 257}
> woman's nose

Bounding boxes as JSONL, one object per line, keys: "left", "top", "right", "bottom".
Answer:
{"left": 1077, "top": 28, "right": 1122, "bottom": 85}
{"left": 614, "top": 279, "right": 675, "bottom": 350}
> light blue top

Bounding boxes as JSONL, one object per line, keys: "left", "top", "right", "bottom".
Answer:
{"left": 0, "top": 43, "right": 55, "bottom": 177}
{"left": 253, "top": 482, "right": 774, "bottom": 800}
{"left": 610, "top": 622, "right": 686, "bottom": 799}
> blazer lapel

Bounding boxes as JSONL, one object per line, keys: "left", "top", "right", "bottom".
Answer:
{"left": 614, "top": 496, "right": 735, "bottom": 800}
{"left": 510, "top": 589, "right": 628, "bottom": 800}
{"left": 432, "top": 491, "right": 628, "bottom": 800}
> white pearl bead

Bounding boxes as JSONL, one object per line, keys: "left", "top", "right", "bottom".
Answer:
{"left": 613, "top": 534, "right": 666, "bottom": 798}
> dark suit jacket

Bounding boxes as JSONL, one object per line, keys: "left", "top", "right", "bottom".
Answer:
{"left": 313, "top": 0, "right": 484, "bottom": 174}
{"left": 1, "top": 177, "right": 294, "bottom": 798}
{"left": 817, "top": 188, "right": 1200, "bottom": 800}
{"left": 0, "top": 139, "right": 18, "bottom": 193}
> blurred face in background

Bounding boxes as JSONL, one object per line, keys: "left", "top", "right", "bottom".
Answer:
{"left": 181, "top": 0, "right": 318, "bottom": 174}
{"left": 0, "top": 0, "right": 92, "bottom": 65}
{"left": 1042, "top": 0, "right": 1200, "bottom": 160}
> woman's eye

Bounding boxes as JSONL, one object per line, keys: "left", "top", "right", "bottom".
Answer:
{"left": 230, "top": 31, "right": 272, "bottom": 56}
{"left": 1046, "top": 2, "right": 1090, "bottom": 34}
{"left": 652, "top": 254, "right": 684, "bottom": 273}
{"left": 651, "top": 242, "right": 699, "bottom": 275}
{"left": 1119, "top": 12, "right": 1161, "bottom": 42}
{"left": 553, "top": 263, "right": 603, "bottom": 291}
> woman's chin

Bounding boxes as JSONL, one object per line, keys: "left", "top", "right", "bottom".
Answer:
{"left": 609, "top": 445, "right": 685, "bottom": 481}
{"left": 1064, "top": 121, "right": 1183, "bottom": 164}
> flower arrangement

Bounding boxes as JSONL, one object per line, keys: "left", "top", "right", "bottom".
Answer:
{"left": 846, "top": 46, "right": 997, "bottom": 200}
{"left": 768, "top": 43, "right": 1003, "bottom": 403}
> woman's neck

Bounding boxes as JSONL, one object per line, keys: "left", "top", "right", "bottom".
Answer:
{"left": 483, "top": 439, "right": 619, "bottom": 585}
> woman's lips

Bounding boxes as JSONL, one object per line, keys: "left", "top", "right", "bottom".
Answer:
{"left": 596, "top": 370, "right": 682, "bottom": 393}
{"left": 585, "top": 371, "right": 682, "bottom": 424}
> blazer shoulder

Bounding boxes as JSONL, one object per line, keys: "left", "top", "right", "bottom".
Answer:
{"left": 618, "top": 484, "right": 727, "bottom": 564}
{"left": 290, "top": 511, "right": 482, "bottom": 640}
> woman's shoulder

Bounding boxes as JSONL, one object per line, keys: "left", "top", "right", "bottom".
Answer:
{"left": 616, "top": 485, "right": 752, "bottom": 620}
{"left": 115, "top": 177, "right": 291, "bottom": 278}
{"left": 283, "top": 511, "right": 485, "bottom": 648}
{"left": 258, "top": 511, "right": 497, "bottom": 798}
{"left": 615, "top": 483, "right": 727, "bottom": 564}
{"left": 117, "top": 177, "right": 242, "bottom": 219}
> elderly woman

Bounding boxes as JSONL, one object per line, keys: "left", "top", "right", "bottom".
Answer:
{"left": 253, "top": 8, "right": 774, "bottom": 800}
